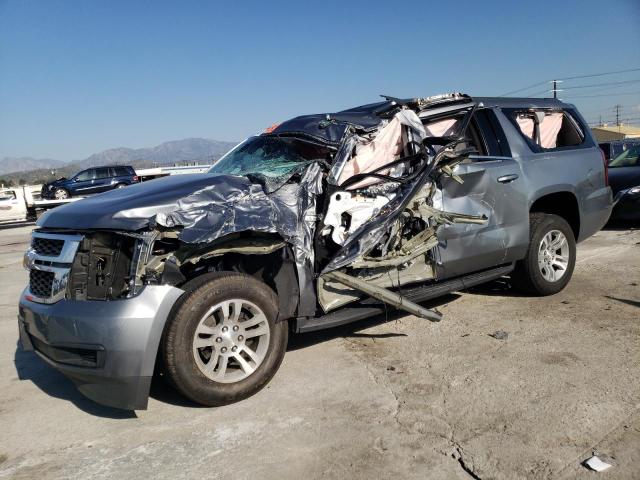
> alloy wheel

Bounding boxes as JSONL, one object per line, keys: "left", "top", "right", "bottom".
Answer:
{"left": 537, "top": 229, "right": 570, "bottom": 282}
{"left": 192, "top": 299, "right": 270, "bottom": 383}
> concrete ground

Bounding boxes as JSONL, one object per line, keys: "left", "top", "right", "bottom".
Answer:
{"left": 0, "top": 223, "right": 638, "bottom": 479}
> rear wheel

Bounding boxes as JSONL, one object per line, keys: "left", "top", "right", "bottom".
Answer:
{"left": 115, "top": 183, "right": 127, "bottom": 189}
{"left": 512, "top": 213, "right": 576, "bottom": 296}
{"left": 54, "top": 188, "right": 69, "bottom": 199}
{"left": 161, "top": 272, "right": 288, "bottom": 406}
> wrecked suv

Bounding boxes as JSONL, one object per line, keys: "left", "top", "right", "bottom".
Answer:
{"left": 19, "top": 94, "right": 612, "bottom": 410}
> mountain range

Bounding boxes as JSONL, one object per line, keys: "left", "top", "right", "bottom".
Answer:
{"left": 0, "top": 138, "right": 238, "bottom": 176}
{"left": 0, "top": 157, "right": 67, "bottom": 175}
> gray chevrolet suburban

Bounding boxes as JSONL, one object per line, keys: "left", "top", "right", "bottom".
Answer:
{"left": 18, "top": 93, "right": 612, "bottom": 410}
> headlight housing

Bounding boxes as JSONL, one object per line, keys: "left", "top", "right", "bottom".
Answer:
{"left": 628, "top": 186, "right": 640, "bottom": 195}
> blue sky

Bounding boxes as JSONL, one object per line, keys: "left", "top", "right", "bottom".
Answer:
{"left": 1, "top": 0, "right": 639, "bottom": 160}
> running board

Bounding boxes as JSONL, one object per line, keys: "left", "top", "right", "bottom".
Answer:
{"left": 295, "top": 263, "right": 514, "bottom": 333}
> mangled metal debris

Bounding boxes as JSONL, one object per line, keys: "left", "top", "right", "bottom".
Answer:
{"left": 324, "top": 270, "right": 442, "bottom": 322}
{"left": 145, "top": 92, "right": 487, "bottom": 321}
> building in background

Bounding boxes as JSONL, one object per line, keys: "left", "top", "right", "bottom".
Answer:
{"left": 591, "top": 125, "right": 640, "bottom": 142}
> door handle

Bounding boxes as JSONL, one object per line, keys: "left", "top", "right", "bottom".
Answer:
{"left": 497, "top": 174, "right": 519, "bottom": 184}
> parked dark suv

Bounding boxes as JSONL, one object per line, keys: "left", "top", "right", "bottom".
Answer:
{"left": 41, "top": 165, "right": 139, "bottom": 200}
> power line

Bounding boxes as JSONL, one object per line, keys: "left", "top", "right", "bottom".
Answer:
{"left": 557, "top": 67, "right": 640, "bottom": 81}
{"left": 561, "top": 78, "right": 640, "bottom": 90}
{"left": 563, "top": 90, "right": 640, "bottom": 99}
{"left": 498, "top": 81, "right": 550, "bottom": 97}
{"left": 498, "top": 66, "right": 640, "bottom": 96}
{"left": 527, "top": 88, "right": 553, "bottom": 97}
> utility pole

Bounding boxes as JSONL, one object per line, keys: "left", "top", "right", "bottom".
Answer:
{"left": 614, "top": 105, "right": 622, "bottom": 126}
{"left": 551, "top": 80, "right": 562, "bottom": 99}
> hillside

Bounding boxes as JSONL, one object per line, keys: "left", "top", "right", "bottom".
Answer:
{"left": 77, "top": 138, "right": 237, "bottom": 168}
{"left": 0, "top": 157, "right": 66, "bottom": 176}
{"left": 0, "top": 138, "right": 237, "bottom": 186}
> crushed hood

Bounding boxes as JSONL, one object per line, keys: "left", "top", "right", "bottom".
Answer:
{"left": 37, "top": 173, "right": 258, "bottom": 231}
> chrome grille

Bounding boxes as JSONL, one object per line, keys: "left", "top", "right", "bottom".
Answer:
{"left": 25, "top": 232, "right": 83, "bottom": 303}
{"left": 29, "top": 270, "right": 55, "bottom": 297}
{"left": 32, "top": 237, "right": 64, "bottom": 256}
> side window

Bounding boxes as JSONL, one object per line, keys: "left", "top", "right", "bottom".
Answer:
{"left": 75, "top": 169, "right": 93, "bottom": 181}
{"left": 422, "top": 109, "right": 510, "bottom": 161}
{"left": 95, "top": 167, "right": 110, "bottom": 179}
{"left": 116, "top": 166, "right": 130, "bottom": 176}
{"left": 509, "top": 109, "right": 585, "bottom": 151}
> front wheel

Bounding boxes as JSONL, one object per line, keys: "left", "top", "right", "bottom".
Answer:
{"left": 161, "top": 272, "right": 288, "bottom": 406}
{"left": 54, "top": 188, "right": 69, "bottom": 199}
{"left": 512, "top": 213, "right": 576, "bottom": 296}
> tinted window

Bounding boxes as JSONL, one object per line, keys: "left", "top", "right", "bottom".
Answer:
{"left": 75, "top": 169, "right": 93, "bottom": 181}
{"left": 114, "top": 166, "right": 131, "bottom": 176}
{"left": 95, "top": 167, "right": 111, "bottom": 179}
{"left": 473, "top": 109, "right": 512, "bottom": 158}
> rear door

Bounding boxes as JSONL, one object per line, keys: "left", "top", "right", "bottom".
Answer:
{"left": 93, "top": 167, "right": 114, "bottom": 192}
{"left": 432, "top": 109, "right": 529, "bottom": 278}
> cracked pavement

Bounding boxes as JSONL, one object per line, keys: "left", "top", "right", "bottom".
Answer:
{"left": 0, "top": 223, "right": 639, "bottom": 479}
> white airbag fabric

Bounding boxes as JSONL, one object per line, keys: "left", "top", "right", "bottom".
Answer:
{"left": 338, "top": 110, "right": 426, "bottom": 189}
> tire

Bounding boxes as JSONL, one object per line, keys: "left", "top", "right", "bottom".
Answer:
{"left": 54, "top": 188, "right": 70, "bottom": 199}
{"left": 115, "top": 183, "right": 127, "bottom": 189}
{"left": 161, "top": 272, "right": 288, "bottom": 406}
{"left": 512, "top": 213, "right": 576, "bottom": 296}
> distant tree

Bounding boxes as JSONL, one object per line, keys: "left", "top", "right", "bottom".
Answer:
{"left": 18, "top": 178, "right": 27, "bottom": 186}
{"left": 0, "top": 178, "right": 13, "bottom": 187}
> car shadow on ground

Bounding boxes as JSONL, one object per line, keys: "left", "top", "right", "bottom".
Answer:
{"left": 148, "top": 375, "right": 209, "bottom": 409}
{"left": 464, "top": 276, "right": 531, "bottom": 298}
{"left": 149, "top": 293, "right": 463, "bottom": 408}
{"left": 605, "top": 295, "right": 640, "bottom": 309}
{"left": 602, "top": 219, "right": 640, "bottom": 231}
{"left": 13, "top": 341, "right": 137, "bottom": 419}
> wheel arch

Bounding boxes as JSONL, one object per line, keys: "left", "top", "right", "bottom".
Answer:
{"left": 175, "top": 233, "right": 300, "bottom": 322}
{"left": 529, "top": 190, "right": 580, "bottom": 240}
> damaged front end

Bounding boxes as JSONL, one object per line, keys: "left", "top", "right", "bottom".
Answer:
{"left": 143, "top": 92, "right": 488, "bottom": 322}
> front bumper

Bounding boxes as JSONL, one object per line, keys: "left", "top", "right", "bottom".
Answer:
{"left": 40, "top": 187, "right": 57, "bottom": 199}
{"left": 18, "top": 285, "right": 183, "bottom": 410}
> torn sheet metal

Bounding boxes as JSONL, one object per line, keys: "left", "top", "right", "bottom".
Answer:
{"left": 324, "top": 270, "right": 442, "bottom": 322}
{"left": 154, "top": 164, "right": 324, "bottom": 316}
{"left": 318, "top": 257, "right": 435, "bottom": 312}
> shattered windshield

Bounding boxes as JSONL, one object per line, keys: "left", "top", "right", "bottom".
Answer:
{"left": 209, "top": 136, "right": 332, "bottom": 191}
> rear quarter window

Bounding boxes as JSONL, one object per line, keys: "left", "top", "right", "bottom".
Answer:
{"left": 113, "top": 166, "right": 130, "bottom": 176}
{"left": 504, "top": 108, "right": 589, "bottom": 153}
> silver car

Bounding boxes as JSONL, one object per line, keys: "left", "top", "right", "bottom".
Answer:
{"left": 19, "top": 93, "right": 612, "bottom": 409}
